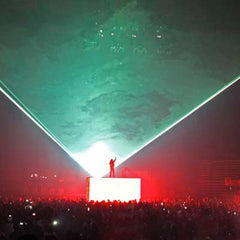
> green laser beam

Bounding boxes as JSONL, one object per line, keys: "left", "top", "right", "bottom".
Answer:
{"left": 1, "top": 76, "right": 239, "bottom": 176}
{"left": 120, "top": 76, "right": 240, "bottom": 166}
{"left": 0, "top": 80, "right": 72, "bottom": 157}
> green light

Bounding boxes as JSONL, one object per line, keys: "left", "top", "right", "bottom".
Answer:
{"left": 121, "top": 76, "right": 240, "bottom": 164}
{"left": 1, "top": 77, "right": 239, "bottom": 176}
{"left": 0, "top": 1, "right": 239, "bottom": 176}
{"left": 0, "top": 80, "right": 71, "bottom": 157}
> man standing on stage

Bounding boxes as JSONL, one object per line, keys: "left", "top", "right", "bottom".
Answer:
{"left": 109, "top": 157, "right": 117, "bottom": 177}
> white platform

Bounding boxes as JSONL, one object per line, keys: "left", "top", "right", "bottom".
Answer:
{"left": 87, "top": 177, "right": 141, "bottom": 202}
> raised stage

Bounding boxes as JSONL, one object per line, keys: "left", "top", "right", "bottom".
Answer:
{"left": 87, "top": 177, "right": 141, "bottom": 202}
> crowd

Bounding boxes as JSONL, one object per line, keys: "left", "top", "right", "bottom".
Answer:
{"left": 0, "top": 197, "right": 239, "bottom": 240}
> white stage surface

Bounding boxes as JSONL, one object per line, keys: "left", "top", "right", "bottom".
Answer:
{"left": 87, "top": 177, "right": 141, "bottom": 202}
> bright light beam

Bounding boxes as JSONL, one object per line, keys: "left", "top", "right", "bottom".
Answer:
{"left": 0, "top": 80, "right": 74, "bottom": 165}
{"left": 1, "top": 76, "right": 239, "bottom": 177}
{"left": 120, "top": 76, "right": 240, "bottom": 166}
{"left": 0, "top": 80, "right": 114, "bottom": 177}
{"left": 71, "top": 142, "right": 119, "bottom": 177}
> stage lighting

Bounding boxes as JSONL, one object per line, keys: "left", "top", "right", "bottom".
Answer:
{"left": 87, "top": 177, "right": 141, "bottom": 202}
{"left": 121, "top": 77, "right": 240, "bottom": 164}
{"left": 0, "top": 0, "right": 240, "bottom": 178}
{"left": 71, "top": 141, "right": 118, "bottom": 177}
{"left": 1, "top": 77, "right": 239, "bottom": 177}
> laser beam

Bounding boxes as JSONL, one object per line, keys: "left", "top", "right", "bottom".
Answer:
{"left": 0, "top": 80, "right": 73, "bottom": 159}
{"left": 120, "top": 76, "right": 240, "bottom": 165}
{"left": 1, "top": 76, "right": 239, "bottom": 177}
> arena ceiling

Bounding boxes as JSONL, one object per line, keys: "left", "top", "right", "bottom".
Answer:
{"left": 0, "top": 0, "right": 239, "bottom": 176}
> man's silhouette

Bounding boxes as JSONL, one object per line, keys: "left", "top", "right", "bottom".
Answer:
{"left": 109, "top": 157, "right": 116, "bottom": 177}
